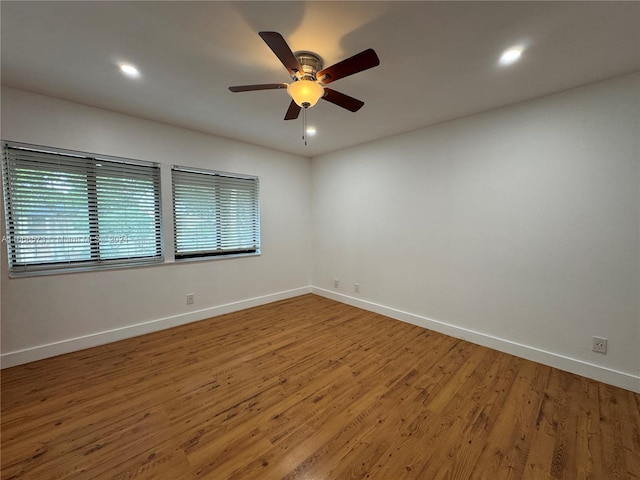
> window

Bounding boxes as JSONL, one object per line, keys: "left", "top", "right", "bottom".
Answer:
{"left": 2, "top": 142, "right": 163, "bottom": 276}
{"left": 172, "top": 166, "right": 260, "bottom": 259}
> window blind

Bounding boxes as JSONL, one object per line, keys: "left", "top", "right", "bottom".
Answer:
{"left": 2, "top": 142, "right": 163, "bottom": 275}
{"left": 172, "top": 166, "right": 260, "bottom": 259}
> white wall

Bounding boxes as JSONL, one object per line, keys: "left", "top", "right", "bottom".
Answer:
{"left": 1, "top": 87, "right": 312, "bottom": 366}
{"left": 312, "top": 73, "right": 640, "bottom": 392}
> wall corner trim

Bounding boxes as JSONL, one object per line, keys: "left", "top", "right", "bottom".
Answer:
{"left": 1, "top": 286, "right": 312, "bottom": 369}
{"left": 311, "top": 287, "right": 640, "bottom": 393}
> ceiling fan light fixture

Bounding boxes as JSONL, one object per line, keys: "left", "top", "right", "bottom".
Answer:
{"left": 287, "top": 79, "right": 324, "bottom": 108}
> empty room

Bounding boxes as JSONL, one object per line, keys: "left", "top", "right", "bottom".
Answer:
{"left": 1, "top": 1, "right": 639, "bottom": 479}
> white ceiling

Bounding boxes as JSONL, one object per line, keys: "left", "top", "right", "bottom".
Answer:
{"left": 2, "top": 1, "right": 639, "bottom": 157}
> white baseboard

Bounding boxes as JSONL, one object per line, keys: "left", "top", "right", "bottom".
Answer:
{"left": 312, "top": 287, "right": 640, "bottom": 393}
{"left": 1, "top": 286, "right": 312, "bottom": 369}
{"left": 4, "top": 285, "right": 638, "bottom": 393}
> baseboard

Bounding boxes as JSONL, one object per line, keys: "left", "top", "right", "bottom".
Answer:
{"left": 1, "top": 286, "right": 312, "bottom": 369}
{"left": 4, "top": 285, "right": 638, "bottom": 393}
{"left": 312, "top": 287, "right": 640, "bottom": 393}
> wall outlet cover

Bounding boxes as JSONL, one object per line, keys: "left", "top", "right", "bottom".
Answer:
{"left": 592, "top": 336, "right": 607, "bottom": 354}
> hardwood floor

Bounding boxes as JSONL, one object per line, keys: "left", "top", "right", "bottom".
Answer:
{"left": 2, "top": 294, "right": 639, "bottom": 479}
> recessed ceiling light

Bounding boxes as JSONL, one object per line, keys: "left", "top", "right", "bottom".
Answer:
{"left": 499, "top": 47, "right": 523, "bottom": 66}
{"left": 118, "top": 63, "right": 140, "bottom": 78}
{"left": 306, "top": 127, "right": 317, "bottom": 136}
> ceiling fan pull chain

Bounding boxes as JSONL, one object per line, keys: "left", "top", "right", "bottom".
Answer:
{"left": 303, "top": 108, "right": 307, "bottom": 146}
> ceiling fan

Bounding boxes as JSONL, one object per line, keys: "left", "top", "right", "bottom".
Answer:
{"left": 229, "top": 31, "right": 380, "bottom": 121}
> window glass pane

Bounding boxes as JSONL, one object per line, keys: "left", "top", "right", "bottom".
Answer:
{"left": 218, "top": 178, "right": 260, "bottom": 250}
{"left": 173, "top": 181, "right": 220, "bottom": 254}
{"left": 10, "top": 162, "right": 91, "bottom": 264}
{"left": 97, "top": 172, "right": 160, "bottom": 259}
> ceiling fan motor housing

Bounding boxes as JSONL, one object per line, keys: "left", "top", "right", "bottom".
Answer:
{"left": 294, "top": 52, "right": 323, "bottom": 80}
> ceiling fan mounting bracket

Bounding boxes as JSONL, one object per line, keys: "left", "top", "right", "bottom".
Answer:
{"left": 293, "top": 51, "right": 323, "bottom": 80}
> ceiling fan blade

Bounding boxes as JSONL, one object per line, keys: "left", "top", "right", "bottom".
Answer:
{"left": 284, "top": 100, "right": 302, "bottom": 120}
{"left": 317, "top": 49, "right": 380, "bottom": 85}
{"left": 229, "top": 83, "right": 288, "bottom": 92}
{"left": 321, "top": 88, "right": 365, "bottom": 112}
{"left": 259, "top": 31, "right": 303, "bottom": 77}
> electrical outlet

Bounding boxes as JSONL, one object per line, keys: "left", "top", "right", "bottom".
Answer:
{"left": 354, "top": 283, "right": 360, "bottom": 294}
{"left": 592, "top": 336, "right": 607, "bottom": 354}
{"left": 186, "top": 293, "right": 195, "bottom": 305}
{"left": 334, "top": 279, "right": 339, "bottom": 288}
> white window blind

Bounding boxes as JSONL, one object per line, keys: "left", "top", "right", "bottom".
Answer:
{"left": 2, "top": 142, "right": 163, "bottom": 276}
{"left": 172, "top": 166, "right": 260, "bottom": 259}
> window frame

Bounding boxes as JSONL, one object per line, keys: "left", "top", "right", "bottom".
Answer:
{"left": 171, "top": 165, "right": 260, "bottom": 261}
{"left": 2, "top": 141, "right": 164, "bottom": 277}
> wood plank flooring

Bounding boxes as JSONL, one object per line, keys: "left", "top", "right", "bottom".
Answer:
{"left": 2, "top": 294, "right": 639, "bottom": 479}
